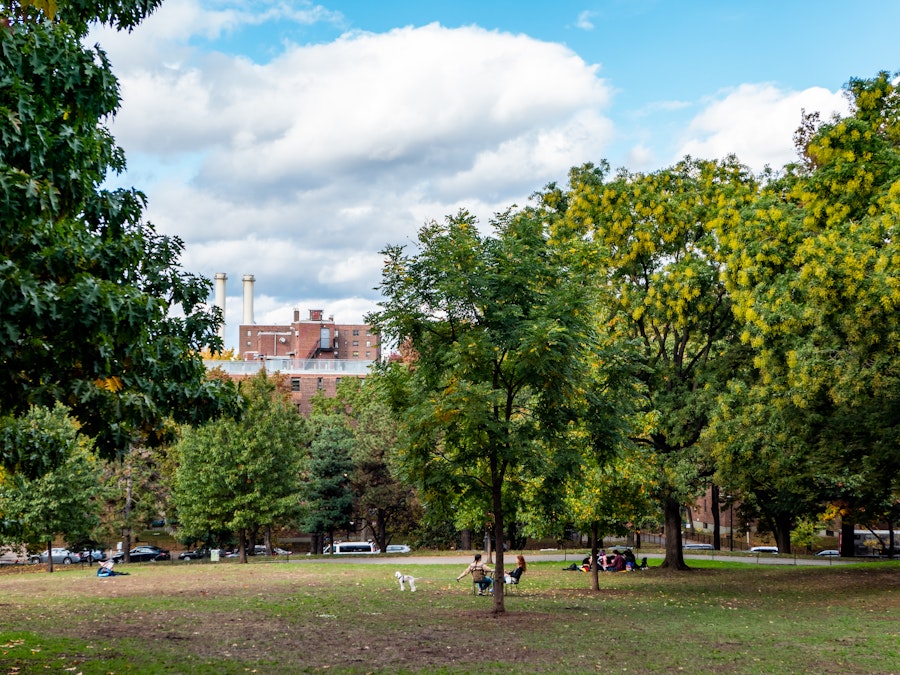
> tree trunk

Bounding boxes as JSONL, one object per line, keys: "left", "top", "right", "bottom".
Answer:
{"left": 840, "top": 519, "right": 855, "bottom": 558}
{"left": 773, "top": 514, "right": 792, "bottom": 555}
{"left": 239, "top": 528, "right": 248, "bottom": 563}
{"left": 590, "top": 522, "right": 600, "bottom": 592}
{"left": 491, "top": 471, "right": 505, "bottom": 614}
{"left": 122, "top": 465, "right": 133, "bottom": 563}
{"left": 660, "top": 495, "right": 689, "bottom": 570}
{"left": 711, "top": 484, "right": 721, "bottom": 550}
{"left": 47, "top": 538, "right": 54, "bottom": 574}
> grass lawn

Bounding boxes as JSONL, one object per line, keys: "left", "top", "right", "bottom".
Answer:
{"left": 0, "top": 556, "right": 897, "bottom": 674}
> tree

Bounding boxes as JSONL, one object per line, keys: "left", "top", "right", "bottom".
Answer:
{"left": 302, "top": 417, "right": 356, "bottom": 554}
{"left": 552, "top": 158, "right": 760, "bottom": 569}
{"left": 100, "top": 444, "right": 172, "bottom": 562}
{"left": 172, "top": 372, "right": 307, "bottom": 563}
{"left": 705, "top": 380, "right": 820, "bottom": 554}
{"left": 0, "top": 404, "right": 104, "bottom": 571}
{"left": 310, "top": 379, "right": 420, "bottom": 552}
{"left": 721, "top": 72, "right": 900, "bottom": 550}
{"left": 561, "top": 449, "right": 657, "bottom": 590}
{"left": 0, "top": 0, "right": 236, "bottom": 463}
{"left": 370, "top": 207, "right": 600, "bottom": 613}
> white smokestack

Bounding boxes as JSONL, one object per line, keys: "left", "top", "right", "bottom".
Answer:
{"left": 214, "top": 273, "right": 227, "bottom": 342}
{"left": 242, "top": 274, "right": 255, "bottom": 325}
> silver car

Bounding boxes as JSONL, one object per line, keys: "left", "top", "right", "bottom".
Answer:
{"left": 29, "top": 548, "right": 82, "bottom": 565}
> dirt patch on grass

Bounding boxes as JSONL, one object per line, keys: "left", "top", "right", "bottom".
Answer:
{"left": 2, "top": 566, "right": 565, "bottom": 671}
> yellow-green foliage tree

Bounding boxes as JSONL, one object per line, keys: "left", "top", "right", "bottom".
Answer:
{"left": 551, "top": 158, "right": 759, "bottom": 569}
{"left": 563, "top": 450, "right": 657, "bottom": 590}
{"left": 721, "top": 72, "right": 900, "bottom": 553}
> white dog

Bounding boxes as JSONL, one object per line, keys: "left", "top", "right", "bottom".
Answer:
{"left": 395, "top": 570, "right": 417, "bottom": 592}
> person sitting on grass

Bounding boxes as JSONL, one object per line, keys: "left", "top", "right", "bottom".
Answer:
{"left": 457, "top": 553, "right": 493, "bottom": 595}
{"left": 97, "top": 560, "right": 128, "bottom": 577}
{"left": 609, "top": 551, "right": 626, "bottom": 572}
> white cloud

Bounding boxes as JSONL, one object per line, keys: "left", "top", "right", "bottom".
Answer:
{"left": 676, "top": 83, "right": 849, "bottom": 172}
{"left": 576, "top": 10, "right": 596, "bottom": 30}
{"left": 90, "top": 8, "right": 614, "bottom": 348}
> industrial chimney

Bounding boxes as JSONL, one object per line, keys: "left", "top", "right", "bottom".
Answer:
{"left": 214, "top": 273, "right": 227, "bottom": 343}
{"left": 242, "top": 274, "right": 255, "bottom": 325}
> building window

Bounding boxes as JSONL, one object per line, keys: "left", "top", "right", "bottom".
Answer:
{"left": 335, "top": 377, "right": 341, "bottom": 387}
{"left": 366, "top": 340, "right": 371, "bottom": 347}
{"left": 366, "top": 351, "right": 371, "bottom": 358}
{"left": 291, "top": 378, "right": 301, "bottom": 392}
{"left": 247, "top": 330, "right": 251, "bottom": 336}
{"left": 352, "top": 329, "right": 360, "bottom": 336}
{"left": 353, "top": 351, "right": 359, "bottom": 358}
{"left": 317, "top": 377, "right": 323, "bottom": 390}
{"left": 352, "top": 340, "right": 359, "bottom": 347}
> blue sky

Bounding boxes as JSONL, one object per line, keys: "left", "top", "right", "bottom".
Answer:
{"left": 91, "top": 1, "right": 900, "bottom": 351}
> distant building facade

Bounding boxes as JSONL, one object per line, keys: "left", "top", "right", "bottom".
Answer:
{"left": 207, "top": 308, "right": 380, "bottom": 416}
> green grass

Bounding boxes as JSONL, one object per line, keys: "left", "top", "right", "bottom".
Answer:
{"left": 0, "top": 557, "right": 897, "bottom": 674}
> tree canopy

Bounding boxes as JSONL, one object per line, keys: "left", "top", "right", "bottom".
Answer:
{"left": 370, "top": 206, "right": 611, "bottom": 611}
{"left": 172, "top": 372, "right": 307, "bottom": 563}
{"left": 549, "top": 157, "right": 760, "bottom": 568}
{"left": 0, "top": 0, "right": 236, "bottom": 461}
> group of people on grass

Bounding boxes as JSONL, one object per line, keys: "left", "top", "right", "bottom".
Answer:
{"left": 457, "top": 553, "right": 527, "bottom": 595}
{"left": 566, "top": 547, "right": 643, "bottom": 572}
{"left": 594, "top": 548, "right": 640, "bottom": 571}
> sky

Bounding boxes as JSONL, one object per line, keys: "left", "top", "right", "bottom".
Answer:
{"left": 89, "top": 0, "right": 900, "bottom": 351}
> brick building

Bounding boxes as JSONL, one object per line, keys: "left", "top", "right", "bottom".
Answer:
{"left": 207, "top": 306, "right": 380, "bottom": 416}
{"left": 239, "top": 308, "right": 380, "bottom": 363}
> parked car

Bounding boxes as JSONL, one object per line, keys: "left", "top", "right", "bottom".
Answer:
{"left": 29, "top": 548, "right": 82, "bottom": 565}
{"left": 323, "top": 541, "right": 380, "bottom": 554}
{"left": 386, "top": 544, "right": 412, "bottom": 554}
{"left": 683, "top": 543, "right": 715, "bottom": 550}
{"left": 1, "top": 548, "right": 27, "bottom": 565}
{"left": 749, "top": 546, "right": 779, "bottom": 554}
{"left": 178, "top": 548, "right": 209, "bottom": 560}
{"left": 113, "top": 545, "right": 170, "bottom": 563}
{"left": 78, "top": 549, "right": 107, "bottom": 563}
{"left": 816, "top": 549, "right": 840, "bottom": 557}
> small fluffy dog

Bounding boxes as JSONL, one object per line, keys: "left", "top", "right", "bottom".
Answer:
{"left": 395, "top": 570, "right": 417, "bottom": 592}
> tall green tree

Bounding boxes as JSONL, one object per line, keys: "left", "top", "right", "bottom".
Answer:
{"left": 0, "top": 0, "right": 236, "bottom": 462}
{"left": 370, "top": 207, "right": 600, "bottom": 613}
{"left": 0, "top": 404, "right": 104, "bottom": 571}
{"left": 552, "top": 158, "right": 759, "bottom": 569}
{"left": 310, "top": 379, "right": 420, "bottom": 552}
{"left": 302, "top": 418, "right": 356, "bottom": 554}
{"left": 721, "top": 72, "right": 900, "bottom": 553}
{"left": 172, "top": 372, "right": 307, "bottom": 563}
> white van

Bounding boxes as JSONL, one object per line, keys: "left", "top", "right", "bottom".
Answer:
{"left": 323, "top": 542, "right": 380, "bottom": 554}
{"left": 749, "top": 546, "right": 779, "bottom": 554}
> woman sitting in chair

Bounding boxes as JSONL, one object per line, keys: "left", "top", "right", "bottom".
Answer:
{"left": 457, "top": 553, "right": 493, "bottom": 595}
{"left": 505, "top": 554, "right": 527, "bottom": 584}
